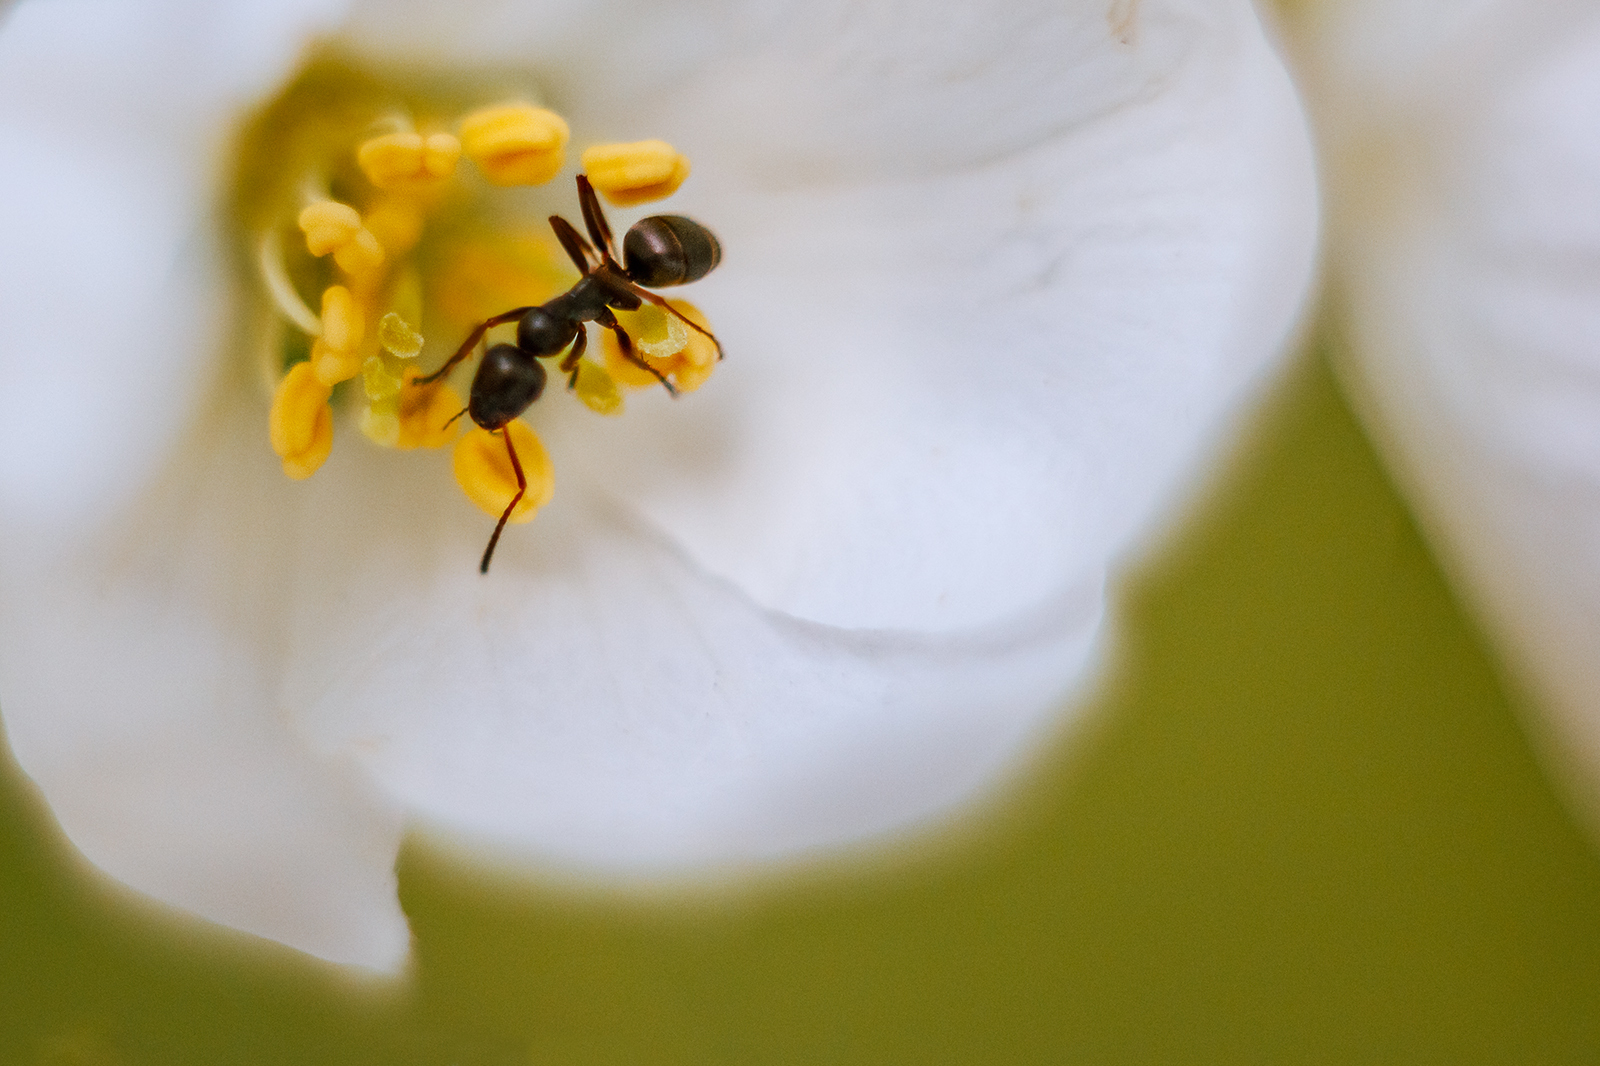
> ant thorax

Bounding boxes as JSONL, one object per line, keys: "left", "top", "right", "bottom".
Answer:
{"left": 245, "top": 54, "right": 722, "bottom": 572}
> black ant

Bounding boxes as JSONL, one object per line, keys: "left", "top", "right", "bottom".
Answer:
{"left": 416, "top": 173, "right": 723, "bottom": 573}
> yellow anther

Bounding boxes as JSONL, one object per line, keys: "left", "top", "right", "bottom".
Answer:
{"left": 311, "top": 338, "right": 363, "bottom": 387}
{"left": 319, "top": 285, "right": 363, "bottom": 353}
{"left": 459, "top": 103, "right": 569, "bottom": 186}
{"left": 606, "top": 342, "right": 673, "bottom": 390}
{"left": 333, "top": 227, "right": 385, "bottom": 276}
{"left": 673, "top": 301, "right": 719, "bottom": 368}
{"left": 426, "top": 132, "right": 463, "bottom": 171}
{"left": 298, "top": 200, "right": 364, "bottom": 256}
{"left": 395, "top": 368, "right": 466, "bottom": 449}
{"left": 299, "top": 199, "right": 386, "bottom": 276}
{"left": 572, "top": 360, "right": 624, "bottom": 416}
{"left": 309, "top": 285, "right": 366, "bottom": 386}
{"left": 269, "top": 361, "right": 334, "bottom": 480}
{"left": 673, "top": 352, "right": 717, "bottom": 393}
{"left": 453, "top": 421, "right": 554, "bottom": 521}
{"left": 356, "top": 131, "right": 461, "bottom": 191}
{"left": 581, "top": 140, "right": 690, "bottom": 206}
{"left": 603, "top": 300, "right": 718, "bottom": 392}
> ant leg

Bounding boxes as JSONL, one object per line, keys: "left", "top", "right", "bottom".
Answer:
{"left": 559, "top": 327, "right": 589, "bottom": 389}
{"left": 576, "top": 174, "right": 618, "bottom": 263}
{"left": 548, "top": 215, "right": 597, "bottom": 275}
{"left": 624, "top": 283, "right": 724, "bottom": 361}
{"left": 479, "top": 427, "right": 527, "bottom": 574}
{"left": 416, "top": 307, "right": 532, "bottom": 385}
{"left": 606, "top": 321, "right": 678, "bottom": 397}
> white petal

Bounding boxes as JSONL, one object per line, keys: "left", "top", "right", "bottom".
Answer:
{"left": 0, "top": 373, "right": 409, "bottom": 970}
{"left": 0, "top": 0, "right": 346, "bottom": 526}
{"left": 1290, "top": 4, "right": 1600, "bottom": 823}
{"left": 654, "top": 0, "right": 1316, "bottom": 631}
{"left": 585, "top": 39, "right": 1317, "bottom": 631}
{"left": 0, "top": 0, "right": 412, "bottom": 970}
{"left": 278, "top": 442, "right": 1102, "bottom": 869}
{"left": 348, "top": 0, "right": 1321, "bottom": 631}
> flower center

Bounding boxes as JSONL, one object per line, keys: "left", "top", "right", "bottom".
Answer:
{"left": 236, "top": 54, "right": 719, "bottom": 565}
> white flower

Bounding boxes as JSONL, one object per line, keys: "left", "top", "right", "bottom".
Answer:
{"left": 1285, "top": 3, "right": 1600, "bottom": 837}
{"left": 0, "top": 0, "right": 1316, "bottom": 970}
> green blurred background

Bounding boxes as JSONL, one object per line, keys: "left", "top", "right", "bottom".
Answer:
{"left": 4, "top": 347, "right": 1600, "bottom": 1063}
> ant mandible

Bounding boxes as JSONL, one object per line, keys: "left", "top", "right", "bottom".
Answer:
{"left": 415, "top": 173, "right": 723, "bottom": 573}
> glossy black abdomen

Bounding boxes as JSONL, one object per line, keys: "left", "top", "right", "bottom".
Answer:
{"left": 624, "top": 215, "right": 722, "bottom": 287}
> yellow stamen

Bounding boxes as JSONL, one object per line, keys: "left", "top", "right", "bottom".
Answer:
{"left": 308, "top": 285, "right": 366, "bottom": 385}
{"left": 357, "top": 312, "right": 429, "bottom": 445}
{"left": 459, "top": 103, "right": 569, "bottom": 186}
{"left": 269, "top": 361, "right": 334, "bottom": 479}
{"left": 603, "top": 300, "right": 718, "bottom": 392}
{"left": 356, "top": 131, "right": 461, "bottom": 191}
{"left": 581, "top": 140, "right": 691, "bottom": 206}
{"left": 319, "top": 285, "right": 363, "bottom": 352}
{"left": 244, "top": 56, "right": 720, "bottom": 546}
{"left": 362, "top": 195, "right": 426, "bottom": 258}
{"left": 310, "top": 339, "right": 359, "bottom": 388}
{"left": 572, "top": 360, "right": 624, "bottom": 416}
{"left": 453, "top": 421, "right": 554, "bottom": 521}
{"left": 298, "top": 200, "right": 363, "bottom": 255}
{"left": 395, "top": 368, "right": 466, "bottom": 449}
{"left": 298, "top": 199, "right": 386, "bottom": 276}
{"left": 672, "top": 353, "right": 717, "bottom": 394}
{"left": 673, "top": 301, "right": 719, "bottom": 368}
{"left": 333, "top": 228, "right": 385, "bottom": 276}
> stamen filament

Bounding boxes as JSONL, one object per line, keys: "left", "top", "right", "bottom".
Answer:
{"left": 255, "top": 229, "right": 323, "bottom": 336}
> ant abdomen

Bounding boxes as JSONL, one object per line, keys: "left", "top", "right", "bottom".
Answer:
{"left": 623, "top": 215, "right": 722, "bottom": 287}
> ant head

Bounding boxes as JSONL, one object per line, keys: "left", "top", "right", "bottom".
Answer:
{"left": 470, "top": 343, "right": 547, "bottom": 430}
{"left": 624, "top": 215, "right": 722, "bottom": 287}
